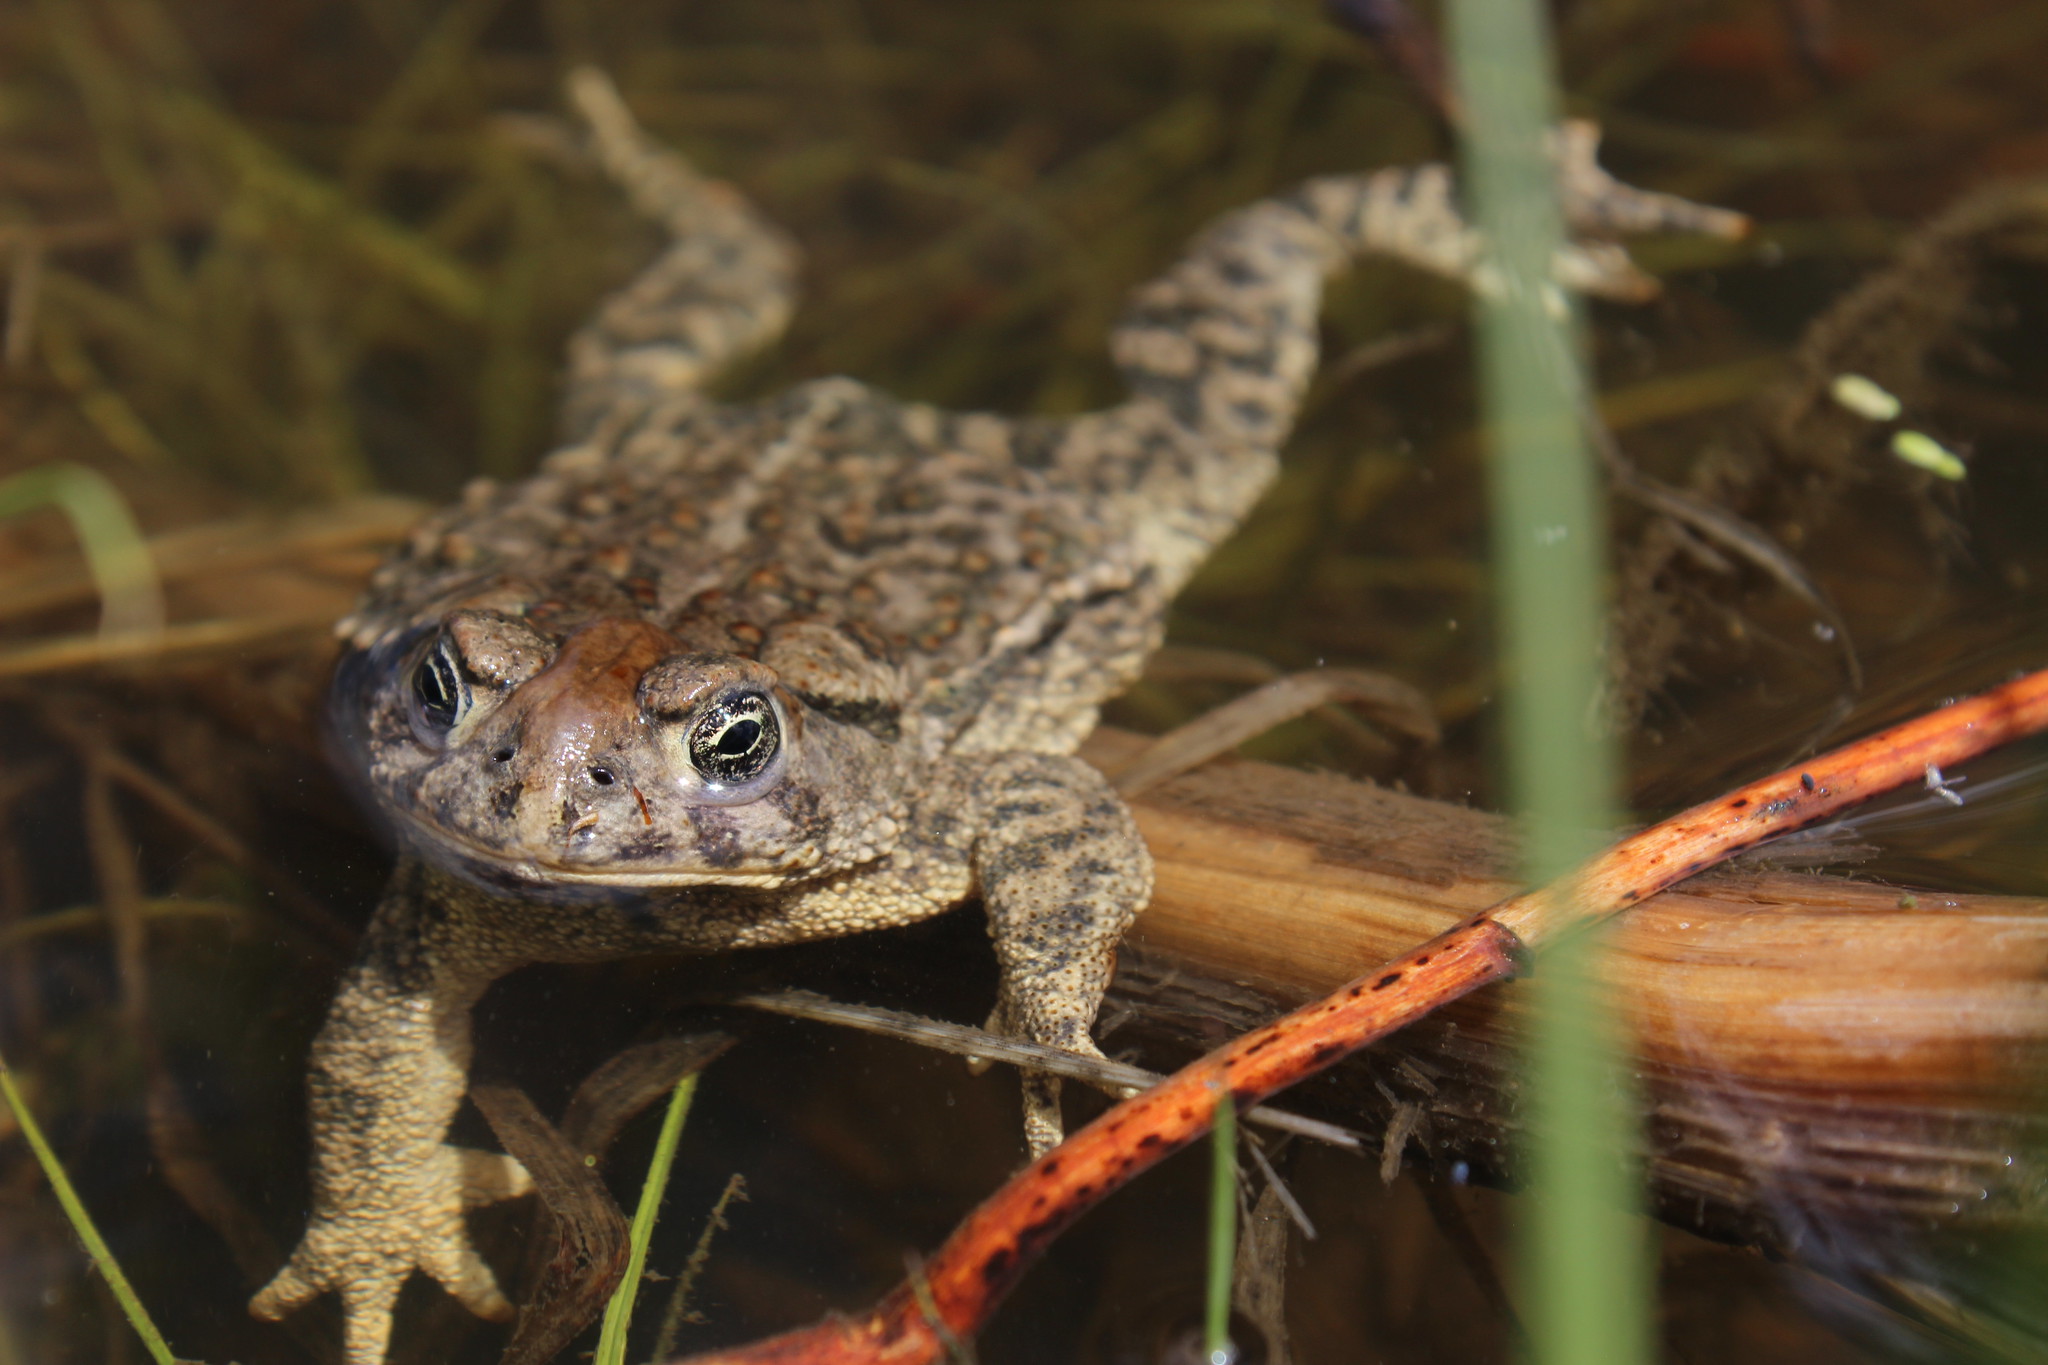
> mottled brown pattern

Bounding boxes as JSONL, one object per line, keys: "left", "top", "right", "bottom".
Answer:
{"left": 254, "top": 70, "right": 1741, "bottom": 1365}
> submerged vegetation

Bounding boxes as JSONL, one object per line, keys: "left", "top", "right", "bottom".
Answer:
{"left": 4, "top": 1, "right": 2048, "bottom": 1362}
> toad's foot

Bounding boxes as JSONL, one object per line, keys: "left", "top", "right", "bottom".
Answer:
{"left": 967, "top": 751, "right": 1155, "bottom": 1159}
{"left": 250, "top": 1146, "right": 531, "bottom": 1365}
{"left": 985, "top": 995, "right": 1123, "bottom": 1158}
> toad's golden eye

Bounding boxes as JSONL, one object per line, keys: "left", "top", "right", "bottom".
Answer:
{"left": 687, "top": 692, "right": 780, "bottom": 785}
{"left": 409, "top": 637, "right": 468, "bottom": 740}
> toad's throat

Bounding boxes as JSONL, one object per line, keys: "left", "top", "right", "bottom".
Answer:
{"left": 389, "top": 803, "right": 803, "bottom": 890}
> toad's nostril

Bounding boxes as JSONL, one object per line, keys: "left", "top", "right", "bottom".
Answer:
{"left": 588, "top": 766, "right": 617, "bottom": 786}
{"left": 492, "top": 747, "right": 515, "bottom": 763}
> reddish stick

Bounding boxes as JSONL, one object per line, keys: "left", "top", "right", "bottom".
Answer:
{"left": 1492, "top": 663, "right": 2048, "bottom": 943}
{"left": 675, "top": 666, "right": 2048, "bottom": 1365}
{"left": 680, "top": 916, "right": 1524, "bottom": 1365}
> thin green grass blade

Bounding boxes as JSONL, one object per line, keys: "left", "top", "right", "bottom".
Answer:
{"left": 1204, "top": 1084, "right": 1238, "bottom": 1363}
{"left": 0, "top": 1048, "right": 177, "bottom": 1365}
{"left": 595, "top": 1072, "right": 699, "bottom": 1365}
{"left": 1444, "top": 0, "right": 1651, "bottom": 1362}
{"left": 0, "top": 463, "right": 163, "bottom": 638}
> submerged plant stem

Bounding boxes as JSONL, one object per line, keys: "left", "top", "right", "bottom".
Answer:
{"left": 596, "top": 1072, "right": 699, "bottom": 1365}
{"left": 0, "top": 463, "right": 162, "bottom": 639}
{"left": 0, "top": 1049, "right": 177, "bottom": 1365}
{"left": 648, "top": 1171, "right": 749, "bottom": 1362}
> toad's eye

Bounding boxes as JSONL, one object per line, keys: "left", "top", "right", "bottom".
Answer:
{"left": 409, "top": 639, "right": 468, "bottom": 739}
{"left": 687, "top": 692, "right": 780, "bottom": 785}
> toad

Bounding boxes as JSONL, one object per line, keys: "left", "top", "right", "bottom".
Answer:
{"left": 251, "top": 70, "right": 1741, "bottom": 1364}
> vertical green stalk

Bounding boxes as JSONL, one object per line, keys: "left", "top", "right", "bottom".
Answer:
{"left": 1521, "top": 930, "right": 1646, "bottom": 1365}
{"left": 1443, "top": 2, "right": 1650, "bottom": 1364}
{"left": 595, "top": 1073, "right": 699, "bottom": 1365}
{"left": 1203, "top": 1085, "right": 1238, "bottom": 1362}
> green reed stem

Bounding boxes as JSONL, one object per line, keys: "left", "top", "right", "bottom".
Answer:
{"left": 1204, "top": 1084, "right": 1238, "bottom": 1362}
{"left": 1444, "top": 0, "right": 1651, "bottom": 1362}
{"left": 0, "top": 1048, "right": 177, "bottom": 1365}
{"left": 596, "top": 1072, "right": 699, "bottom": 1365}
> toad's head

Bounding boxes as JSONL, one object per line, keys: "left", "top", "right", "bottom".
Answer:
{"left": 332, "top": 611, "right": 908, "bottom": 892}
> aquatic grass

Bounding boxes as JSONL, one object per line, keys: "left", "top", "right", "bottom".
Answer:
{"left": 339, "top": 0, "right": 512, "bottom": 201}
{"left": 647, "top": 1171, "right": 749, "bottom": 1364}
{"left": 1445, "top": 2, "right": 1649, "bottom": 1365}
{"left": 0, "top": 1048, "right": 178, "bottom": 1365}
{"left": 0, "top": 463, "right": 162, "bottom": 638}
{"left": 1203, "top": 1083, "right": 1239, "bottom": 1364}
{"left": 0, "top": 897, "right": 244, "bottom": 954}
{"left": 32, "top": 0, "right": 192, "bottom": 322}
{"left": 595, "top": 1072, "right": 699, "bottom": 1365}
{"left": 6, "top": 4, "right": 2037, "bottom": 1361}
{"left": 11, "top": 0, "right": 1753, "bottom": 522}
{"left": 165, "top": 92, "right": 489, "bottom": 324}
{"left": 14, "top": 0, "right": 616, "bottom": 498}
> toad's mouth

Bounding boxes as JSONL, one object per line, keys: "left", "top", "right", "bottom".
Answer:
{"left": 390, "top": 804, "right": 801, "bottom": 891}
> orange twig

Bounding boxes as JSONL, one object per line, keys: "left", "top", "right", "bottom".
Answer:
{"left": 674, "top": 666, "right": 2048, "bottom": 1365}
{"left": 1492, "top": 664, "right": 2048, "bottom": 945}
{"left": 682, "top": 917, "right": 1523, "bottom": 1365}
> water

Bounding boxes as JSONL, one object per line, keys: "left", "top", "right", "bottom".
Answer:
{"left": 3, "top": 1, "right": 2048, "bottom": 1362}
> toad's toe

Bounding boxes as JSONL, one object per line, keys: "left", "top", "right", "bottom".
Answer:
{"left": 338, "top": 1276, "right": 404, "bottom": 1365}
{"left": 422, "top": 1239, "right": 515, "bottom": 1322}
{"left": 1021, "top": 1071, "right": 1067, "bottom": 1157}
{"left": 457, "top": 1147, "right": 533, "bottom": 1207}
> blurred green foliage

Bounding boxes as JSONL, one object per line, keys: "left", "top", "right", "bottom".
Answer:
{"left": 0, "top": 0, "right": 1448, "bottom": 503}
{"left": 10, "top": 0, "right": 2041, "bottom": 778}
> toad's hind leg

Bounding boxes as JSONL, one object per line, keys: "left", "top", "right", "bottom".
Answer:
{"left": 1087, "top": 123, "right": 1747, "bottom": 600}
{"left": 560, "top": 68, "right": 800, "bottom": 439}
{"left": 967, "top": 753, "right": 1154, "bottom": 1155}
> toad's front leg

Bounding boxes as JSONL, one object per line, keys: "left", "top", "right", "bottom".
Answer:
{"left": 250, "top": 860, "right": 532, "bottom": 1365}
{"left": 965, "top": 752, "right": 1155, "bottom": 1155}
